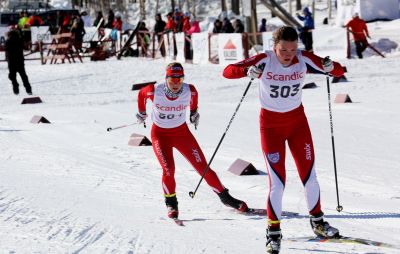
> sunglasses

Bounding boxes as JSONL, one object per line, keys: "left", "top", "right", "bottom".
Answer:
{"left": 167, "top": 76, "right": 184, "bottom": 83}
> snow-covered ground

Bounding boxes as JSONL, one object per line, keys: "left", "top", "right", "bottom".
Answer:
{"left": 1, "top": 16, "right": 400, "bottom": 254}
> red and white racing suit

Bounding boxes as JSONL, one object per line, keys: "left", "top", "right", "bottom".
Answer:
{"left": 138, "top": 83, "right": 225, "bottom": 197}
{"left": 223, "top": 50, "right": 344, "bottom": 225}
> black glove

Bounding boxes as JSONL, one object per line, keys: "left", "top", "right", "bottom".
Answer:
{"left": 322, "top": 56, "right": 334, "bottom": 73}
{"left": 190, "top": 111, "right": 200, "bottom": 128}
{"left": 136, "top": 112, "right": 147, "bottom": 124}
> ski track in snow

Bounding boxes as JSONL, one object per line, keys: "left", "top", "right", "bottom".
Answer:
{"left": 0, "top": 186, "right": 143, "bottom": 253}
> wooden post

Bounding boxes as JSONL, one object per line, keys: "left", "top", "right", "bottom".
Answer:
{"left": 152, "top": 32, "right": 156, "bottom": 58}
{"left": 221, "top": 0, "right": 227, "bottom": 12}
{"left": 192, "top": 0, "right": 196, "bottom": 18}
{"left": 312, "top": 0, "right": 315, "bottom": 22}
{"left": 296, "top": 0, "right": 301, "bottom": 11}
{"left": 39, "top": 40, "right": 44, "bottom": 65}
{"left": 250, "top": 0, "right": 258, "bottom": 44}
{"left": 328, "top": 0, "right": 332, "bottom": 19}
{"left": 139, "top": 0, "right": 146, "bottom": 20}
{"left": 346, "top": 29, "right": 351, "bottom": 59}
{"left": 231, "top": 0, "right": 240, "bottom": 15}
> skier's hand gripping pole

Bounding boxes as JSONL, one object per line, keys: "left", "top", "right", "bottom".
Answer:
{"left": 189, "top": 78, "right": 254, "bottom": 199}
{"left": 324, "top": 57, "right": 343, "bottom": 212}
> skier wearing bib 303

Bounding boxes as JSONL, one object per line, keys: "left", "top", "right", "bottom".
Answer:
{"left": 222, "top": 26, "right": 344, "bottom": 254}
{"left": 136, "top": 62, "right": 248, "bottom": 220}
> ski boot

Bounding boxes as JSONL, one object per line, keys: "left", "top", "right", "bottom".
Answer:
{"left": 25, "top": 86, "right": 32, "bottom": 95}
{"left": 12, "top": 85, "right": 19, "bottom": 95}
{"left": 165, "top": 195, "right": 179, "bottom": 219}
{"left": 310, "top": 212, "right": 339, "bottom": 238}
{"left": 266, "top": 226, "right": 282, "bottom": 254}
{"left": 217, "top": 188, "right": 248, "bottom": 212}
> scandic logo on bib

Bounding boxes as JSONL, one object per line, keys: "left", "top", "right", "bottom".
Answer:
{"left": 266, "top": 71, "right": 304, "bottom": 81}
{"left": 155, "top": 104, "right": 188, "bottom": 111}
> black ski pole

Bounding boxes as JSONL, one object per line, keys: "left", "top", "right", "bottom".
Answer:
{"left": 107, "top": 122, "right": 141, "bottom": 132}
{"left": 189, "top": 78, "right": 254, "bottom": 198}
{"left": 326, "top": 73, "right": 343, "bottom": 212}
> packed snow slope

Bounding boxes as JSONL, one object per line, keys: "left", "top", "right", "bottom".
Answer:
{"left": 1, "top": 20, "right": 400, "bottom": 254}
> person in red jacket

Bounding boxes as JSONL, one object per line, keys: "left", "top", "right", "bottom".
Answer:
{"left": 182, "top": 13, "right": 191, "bottom": 33}
{"left": 113, "top": 15, "right": 123, "bottom": 31}
{"left": 136, "top": 62, "right": 248, "bottom": 220}
{"left": 165, "top": 12, "right": 176, "bottom": 32}
{"left": 223, "top": 26, "right": 344, "bottom": 254}
{"left": 346, "top": 12, "right": 370, "bottom": 58}
{"left": 27, "top": 14, "right": 43, "bottom": 26}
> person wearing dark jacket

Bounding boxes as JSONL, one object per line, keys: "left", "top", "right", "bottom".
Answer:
{"left": 212, "top": 19, "right": 223, "bottom": 33}
{"left": 71, "top": 14, "right": 86, "bottom": 52}
{"left": 259, "top": 18, "right": 267, "bottom": 32}
{"left": 297, "top": 7, "right": 314, "bottom": 52}
{"left": 221, "top": 18, "right": 234, "bottom": 33}
{"left": 105, "top": 10, "right": 115, "bottom": 29}
{"left": 93, "top": 11, "right": 105, "bottom": 28}
{"left": 154, "top": 13, "right": 166, "bottom": 57}
{"left": 233, "top": 19, "right": 244, "bottom": 33}
{"left": 5, "top": 29, "right": 32, "bottom": 95}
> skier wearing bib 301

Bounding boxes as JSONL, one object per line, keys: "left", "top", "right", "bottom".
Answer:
{"left": 223, "top": 26, "right": 344, "bottom": 254}
{"left": 136, "top": 62, "right": 248, "bottom": 220}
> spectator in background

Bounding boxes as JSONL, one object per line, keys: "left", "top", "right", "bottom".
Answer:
{"left": 345, "top": 12, "right": 370, "bottom": 59}
{"left": 154, "top": 13, "right": 166, "bottom": 33}
{"left": 187, "top": 20, "right": 201, "bottom": 35}
{"left": 165, "top": 12, "right": 175, "bottom": 32}
{"left": 28, "top": 13, "right": 43, "bottom": 26}
{"left": 18, "top": 11, "right": 31, "bottom": 47}
{"left": 297, "top": 7, "right": 314, "bottom": 52}
{"left": 173, "top": 7, "right": 183, "bottom": 32}
{"left": 259, "top": 18, "right": 267, "bottom": 32}
{"left": 154, "top": 13, "right": 166, "bottom": 57}
{"left": 182, "top": 13, "right": 191, "bottom": 33}
{"left": 18, "top": 11, "right": 30, "bottom": 30}
{"left": 5, "top": 29, "right": 32, "bottom": 95}
{"left": 113, "top": 15, "right": 123, "bottom": 31}
{"left": 137, "top": 22, "right": 150, "bottom": 56}
{"left": 173, "top": 13, "right": 183, "bottom": 32}
{"left": 182, "top": 13, "right": 192, "bottom": 60}
{"left": 71, "top": 13, "right": 85, "bottom": 52}
{"left": 233, "top": 19, "right": 244, "bottom": 33}
{"left": 213, "top": 19, "right": 222, "bottom": 33}
{"left": 222, "top": 18, "right": 234, "bottom": 33}
{"left": 105, "top": 10, "right": 115, "bottom": 29}
{"left": 61, "top": 13, "right": 73, "bottom": 32}
{"left": 93, "top": 11, "right": 105, "bottom": 27}
{"left": 44, "top": 14, "right": 57, "bottom": 34}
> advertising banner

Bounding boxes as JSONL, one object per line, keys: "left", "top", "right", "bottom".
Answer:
{"left": 217, "top": 33, "right": 244, "bottom": 65}
{"left": 192, "top": 32, "right": 209, "bottom": 64}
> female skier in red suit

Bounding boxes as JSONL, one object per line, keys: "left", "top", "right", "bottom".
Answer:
{"left": 136, "top": 62, "right": 248, "bottom": 219}
{"left": 223, "top": 26, "right": 345, "bottom": 253}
